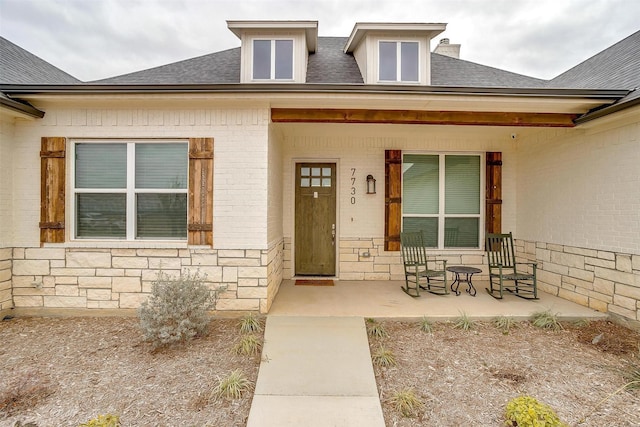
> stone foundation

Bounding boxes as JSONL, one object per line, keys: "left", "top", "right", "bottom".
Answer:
{"left": 516, "top": 239, "right": 640, "bottom": 324}
{"left": 10, "top": 240, "right": 284, "bottom": 314}
{"left": 0, "top": 247, "right": 12, "bottom": 314}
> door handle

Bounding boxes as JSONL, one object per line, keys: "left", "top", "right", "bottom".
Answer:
{"left": 331, "top": 224, "right": 336, "bottom": 245}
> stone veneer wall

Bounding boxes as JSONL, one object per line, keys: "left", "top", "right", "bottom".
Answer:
{"left": 0, "top": 248, "right": 12, "bottom": 313}
{"left": 516, "top": 239, "right": 640, "bottom": 324}
{"left": 11, "top": 240, "right": 284, "bottom": 314}
{"left": 284, "top": 237, "right": 486, "bottom": 282}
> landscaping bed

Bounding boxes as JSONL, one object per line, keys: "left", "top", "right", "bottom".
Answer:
{"left": 0, "top": 316, "right": 262, "bottom": 427}
{"left": 369, "top": 318, "right": 640, "bottom": 426}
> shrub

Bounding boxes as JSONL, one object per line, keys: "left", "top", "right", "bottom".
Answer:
{"left": 138, "top": 271, "right": 224, "bottom": 349}
{"left": 372, "top": 346, "right": 396, "bottom": 367}
{"left": 234, "top": 334, "right": 262, "bottom": 356}
{"left": 494, "top": 316, "right": 516, "bottom": 334}
{"left": 390, "top": 388, "right": 423, "bottom": 418}
{"left": 453, "top": 311, "right": 475, "bottom": 331}
{"left": 79, "top": 414, "right": 121, "bottom": 427}
{"left": 531, "top": 310, "right": 563, "bottom": 332}
{"left": 213, "top": 370, "right": 252, "bottom": 400}
{"left": 419, "top": 316, "right": 433, "bottom": 333}
{"left": 505, "top": 395, "right": 568, "bottom": 427}
{"left": 239, "top": 313, "right": 262, "bottom": 334}
{"left": 366, "top": 318, "right": 388, "bottom": 339}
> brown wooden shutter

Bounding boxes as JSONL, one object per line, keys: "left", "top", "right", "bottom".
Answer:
{"left": 384, "top": 150, "right": 402, "bottom": 251}
{"left": 485, "top": 152, "right": 502, "bottom": 234}
{"left": 40, "top": 137, "right": 66, "bottom": 245}
{"left": 188, "top": 138, "right": 214, "bottom": 246}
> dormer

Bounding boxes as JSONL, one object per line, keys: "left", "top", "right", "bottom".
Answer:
{"left": 227, "top": 20, "right": 318, "bottom": 83}
{"left": 344, "top": 22, "right": 446, "bottom": 85}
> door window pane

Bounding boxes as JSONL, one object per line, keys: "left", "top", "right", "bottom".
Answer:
{"left": 253, "top": 40, "right": 271, "bottom": 79}
{"left": 300, "top": 178, "right": 310, "bottom": 187}
{"left": 379, "top": 42, "right": 397, "bottom": 81}
{"left": 75, "top": 144, "right": 126, "bottom": 188}
{"left": 403, "top": 154, "right": 439, "bottom": 214}
{"left": 301, "top": 167, "right": 310, "bottom": 176}
{"left": 322, "top": 178, "right": 331, "bottom": 187}
{"left": 136, "top": 194, "right": 187, "bottom": 239}
{"left": 322, "top": 167, "right": 331, "bottom": 176}
{"left": 275, "top": 40, "right": 293, "bottom": 79}
{"left": 401, "top": 42, "right": 419, "bottom": 81}
{"left": 76, "top": 193, "right": 126, "bottom": 238}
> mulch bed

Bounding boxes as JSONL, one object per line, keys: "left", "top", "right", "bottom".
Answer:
{"left": 369, "top": 319, "right": 640, "bottom": 426}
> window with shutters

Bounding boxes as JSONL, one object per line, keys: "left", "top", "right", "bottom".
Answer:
{"left": 71, "top": 140, "right": 188, "bottom": 240}
{"left": 402, "top": 153, "right": 483, "bottom": 249}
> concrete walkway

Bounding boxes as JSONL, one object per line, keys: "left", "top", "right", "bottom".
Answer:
{"left": 246, "top": 316, "right": 385, "bottom": 427}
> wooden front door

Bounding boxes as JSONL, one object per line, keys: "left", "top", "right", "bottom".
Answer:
{"left": 295, "top": 163, "right": 336, "bottom": 276}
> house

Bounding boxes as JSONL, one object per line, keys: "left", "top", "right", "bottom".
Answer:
{"left": 0, "top": 21, "right": 638, "bottom": 326}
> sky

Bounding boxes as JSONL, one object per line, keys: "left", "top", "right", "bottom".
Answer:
{"left": 0, "top": 0, "right": 638, "bottom": 82}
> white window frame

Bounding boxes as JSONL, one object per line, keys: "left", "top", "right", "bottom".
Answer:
{"left": 251, "top": 38, "right": 295, "bottom": 81}
{"left": 70, "top": 139, "right": 189, "bottom": 241}
{"left": 378, "top": 40, "right": 420, "bottom": 83}
{"left": 402, "top": 152, "right": 485, "bottom": 249}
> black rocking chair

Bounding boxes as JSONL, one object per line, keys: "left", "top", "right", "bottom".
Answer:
{"left": 400, "top": 231, "right": 448, "bottom": 297}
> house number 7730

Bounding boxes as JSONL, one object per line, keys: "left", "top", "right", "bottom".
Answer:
{"left": 350, "top": 168, "right": 356, "bottom": 204}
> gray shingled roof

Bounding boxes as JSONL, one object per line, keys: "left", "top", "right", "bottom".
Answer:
{"left": 0, "top": 36, "right": 79, "bottom": 84}
{"left": 91, "top": 47, "right": 241, "bottom": 84}
{"left": 547, "top": 30, "right": 640, "bottom": 90}
{"left": 91, "top": 36, "right": 545, "bottom": 88}
{"left": 431, "top": 53, "right": 546, "bottom": 88}
{"left": 307, "top": 37, "right": 363, "bottom": 83}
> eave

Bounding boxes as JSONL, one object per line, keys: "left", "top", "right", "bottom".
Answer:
{"left": 0, "top": 92, "right": 45, "bottom": 118}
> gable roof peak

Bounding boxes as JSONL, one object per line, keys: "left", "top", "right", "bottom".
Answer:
{"left": 344, "top": 22, "right": 447, "bottom": 53}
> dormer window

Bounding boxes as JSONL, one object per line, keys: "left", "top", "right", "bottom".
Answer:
{"left": 253, "top": 39, "right": 294, "bottom": 80}
{"left": 379, "top": 41, "right": 419, "bottom": 82}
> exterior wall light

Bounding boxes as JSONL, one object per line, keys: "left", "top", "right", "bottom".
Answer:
{"left": 366, "top": 174, "right": 376, "bottom": 194}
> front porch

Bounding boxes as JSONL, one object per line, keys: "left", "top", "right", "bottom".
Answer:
{"left": 269, "top": 279, "right": 607, "bottom": 320}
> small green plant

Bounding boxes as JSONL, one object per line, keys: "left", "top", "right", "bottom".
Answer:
{"left": 505, "top": 395, "right": 568, "bottom": 427}
{"left": 531, "top": 310, "right": 563, "bottom": 332}
{"left": 419, "top": 316, "right": 433, "bottom": 333}
{"left": 234, "top": 334, "right": 262, "bottom": 356}
{"left": 79, "top": 414, "right": 121, "bottom": 427}
{"left": 138, "top": 271, "right": 225, "bottom": 349}
{"left": 213, "top": 370, "right": 252, "bottom": 400}
{"left": 366, "top": 318, "right": 388, "bottom": 339}
{"left": 623, "top": 363, "right": 640, "bottom": 391}
{"left": 239, "top": 312, "right": 262, "bottom": 334}
{"left": 390, "top": 388, "right": 423, "bottom": 418}
{"left": 372, "top": 346, "right": 396, "bottom": 367}
{"left": 494, "top": 316, "right": 516, "bottom": 334}
{"left": 453, "top": 311, "right": 475, "bottom": 331}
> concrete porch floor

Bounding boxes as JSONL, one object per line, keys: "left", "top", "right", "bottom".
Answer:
{"left": 268, "top": 280, "right": 608, "bottom": 320}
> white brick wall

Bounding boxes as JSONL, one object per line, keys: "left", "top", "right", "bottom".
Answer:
{"left": 0, "top": 115, "right": 15, "bottom": 248}
{"left": 516, "top": 112, "right": 640, "bottom": 254}
{"left": 280, "top": 123, "right": 518, "bottom": 276}
{"left": 9, "top": 103, "right": 271, "bottom": 249}
{"left": 0, "top": 248, "right": 11, "bottom": 312}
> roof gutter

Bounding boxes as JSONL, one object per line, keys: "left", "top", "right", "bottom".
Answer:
{"left": 0, "top": 83, "right": 628, "bottom": 100}
{"left": 575, "top": 90, "right": 640, "bottom": 124}
{"left": 0, "top": 92, "right": 45, "bottom": 118}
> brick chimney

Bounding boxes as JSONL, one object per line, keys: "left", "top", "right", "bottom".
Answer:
{"left": 433, "top": 38, "right": 461, "bottom": 59}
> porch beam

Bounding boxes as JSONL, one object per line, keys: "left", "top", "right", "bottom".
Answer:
{"left": 271, "top": 108, "right": 578, "bottom": 127}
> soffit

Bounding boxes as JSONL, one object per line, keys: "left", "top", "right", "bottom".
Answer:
{"left": 227, "top": 20, "right": 318, "bottom": 52}
{"left": 344, "top": 22, "right": 447, "bottom": 53}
